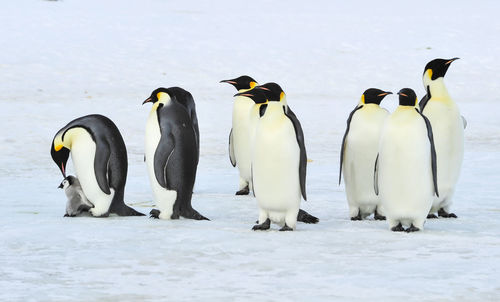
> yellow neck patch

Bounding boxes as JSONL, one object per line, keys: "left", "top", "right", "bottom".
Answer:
{"left": 361, "top": 94, "right": 365, "bottom": 104}
{"left": 279, "top": 92, "right": 285, "bottom": 102}
{"left": 249, "top": 81, "right": 257, "bottom": 89}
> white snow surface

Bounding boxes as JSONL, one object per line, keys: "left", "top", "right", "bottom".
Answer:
{"left": 1, "top": 0, "right": 500, "bottom": 301}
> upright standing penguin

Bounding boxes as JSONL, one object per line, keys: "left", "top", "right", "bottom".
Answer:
{"left": 220, "top": 75, "right": 258, "bottom": 195}
{"left": 420, "top": 58, "right": 463, "bottom": 218}
{"left": 143, "top": 87, "right": 208, "bottom": 220}
{"left": 339, "top": 88, "right": 392, "bottom": 220}
{"left": 246, "top": 89, "right": 308, "bottom": 231}
{"left": 375, "top": 88, "right": 439, "bottom": 232}
{"left": 51, "top": 114, "right": 145, "bottom": 217}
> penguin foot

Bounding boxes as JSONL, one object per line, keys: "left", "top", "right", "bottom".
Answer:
{"left": 235, "top": 186, "right": 250, "bottom": 196}
{"left": 350, "top": 212, "right": 362, "bottom": 221}
{"left": 279, "top": 224, "right": 294, "bottom": 232}
{"left": 391, "top": 223, "right": 405, "bottom": 232}
{"left": 438, "top": 208, "right": 457, "bottom": 218}
{"left": 63, "top": 214, "right": 76, "bottom": 217}
{"left": 182, "top": 209, "right": 210, "bottom": 221}
{"left": 374, "top": 213, "right": 386, "bottom": 220}
{"left": 252, "top": 218, "right": 270, "bottom": 231}
{"left": 427, "top": 213, "right": 438, "bottom": 219}
{"left": 405, "top": 225, "right": 420, "bottom": 233}
{"left": 297, "top": 209, "right": 319, "bottom": 224}
{"left": 149, "top": 209, "right": 160, "bottom": 219}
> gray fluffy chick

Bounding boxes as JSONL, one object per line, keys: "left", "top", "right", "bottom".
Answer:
{"left": 58, "top": 175, "right": 94, "bottom": 217}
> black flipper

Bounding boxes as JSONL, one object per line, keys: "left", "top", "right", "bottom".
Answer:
{"left": 416, "top": 109, "right": 439, "bottom": 197}
{"left": 374, "top": 153, "right": 379, "bottom": 196}
{"left": 94, "top": 140, "right": 111, "bottom": 194}
{"left": 284, "top": 106, "right": 307, "bottom": 201}
{"left": 229, "top": 128, "right": 236, "bottom": 167}
{"left": 259, "top": 104, "right": 268, "bottom": 117}
{"left": 339, "top": 105, "right": 364, "bottom": 185}
{"left": 419, "top": 86, "right": 431, "bottom": 112}
{"left": 154, "top": 132, "right": 175, "bottom": 189}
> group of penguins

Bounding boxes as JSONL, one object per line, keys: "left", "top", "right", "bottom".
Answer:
{"left": 51, "top": 57, "right": 464, "bottom": 232}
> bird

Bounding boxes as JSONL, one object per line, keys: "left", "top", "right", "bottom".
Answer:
{"left": 339, "top": 88, "right": 392, "bottom": 220}
{"left": 375, "top": 88, "right": 438, "bottom": 232}
{"left": 59, "top": 175, "right": 94, "bottom": 217}
{"left": 51, "top": 114, "right": 144, "bottom": 217}
{"left": 420, "top": 58, "right": 463, "bottom": 218}
{"left": 143, "top": 87, "right": 208, "bottom": 220}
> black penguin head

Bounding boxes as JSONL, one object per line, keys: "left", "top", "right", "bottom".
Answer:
{"left": 362, "top": 88, "right": 392, "bottom": 105}
{"left": 142, "top": 87, "right": 171, "bottom": 105}
{"left": 253, "top": 82, "right": 285, "bottom": 102}
{"left": 51, "top": 140, "right": 70, "bottom": 178}
{"left": 423, "top": 58, "right": 459, "bottom": 81}
{"left": 220, "top": 75, "right": 258, "bottom": 91}
{"left": 234, "top": 88, "right": 268, "bottom": 104}
{"left": 58, "top": 176, "right": 74, "bottom": 189}
{"left": 397, "top": 88, "right": 418, "bottom": 107}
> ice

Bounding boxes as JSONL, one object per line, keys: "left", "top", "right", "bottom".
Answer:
{"left": 1, "top": 0, "right": 499, "bottom": 301}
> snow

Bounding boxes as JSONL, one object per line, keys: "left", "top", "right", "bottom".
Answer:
{"left": 1, "top": 0, "right": 500, "bottom": 301}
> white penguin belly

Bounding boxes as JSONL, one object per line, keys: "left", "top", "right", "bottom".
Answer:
{"left": 253, "top": 117, "right": 301, "bottom": 225}
{"left": 344, "top": 106, "right": 388, "bottom": 216}
{"left": 145, "top": 111, "right": 176, "bottom": 219}
{"left": 424, "top": 101, "right": 464, "bottom": 211}
{"left": 379, "top": 111, "right": 433, "bottom": 227}
{"left": 69, "top": 129, "right": 114, "bottom": 216}
{"left": 232, "top": 97, "right": 255, "bottom": 184}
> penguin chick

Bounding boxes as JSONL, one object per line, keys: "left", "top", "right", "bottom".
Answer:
{"left": 59, "top": 175, "right": 94, "bottom": 217}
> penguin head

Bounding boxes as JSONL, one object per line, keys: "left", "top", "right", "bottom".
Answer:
{"left": 142, "top": 87, "right": 173, "bottom": 106}
{"left": 234, "top": 88, "right": 268, "bottom": 104}
{"left": 51, "top": 137, "right": 70, "bottom": 178}
{"left": 361, "top": 88, "right": 392, "bottom": 105}
{"left": 423, "top": 57, "right": 459, "bottom": 85}
{"left": 397, "top": 88, "right": 418, "bottom": 107}
{"left": 58, "top": 176, "right": 74, "bottom": 189}
{"left": 220, "top": 75, "right": 258, "bottom": 91}
{"left": 254, "top": 82, "right": 286, "bottom": 103}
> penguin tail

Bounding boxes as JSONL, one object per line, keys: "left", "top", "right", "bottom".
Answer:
{"left": 297, "top": 209, "right": 319, "bottom": 224}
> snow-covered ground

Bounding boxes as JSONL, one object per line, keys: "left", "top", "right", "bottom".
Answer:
{"left": 1, "top": 0, "right": 500, "bottom": 301}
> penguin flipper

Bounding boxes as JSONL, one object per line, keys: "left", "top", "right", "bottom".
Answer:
{"left": 374, "top": 153, "right": 379, "bottom": 195}
{"left": 461, "top": 115, "right": 467, "bottom": 129}
{"left": 154, "top": 131, "right": 175, "bottom": 190}
{"left": 229, "top": 128, "right": 236, "bottom": 167}
{"left": 339, "top": 105, "right": 363, "bottom": 185}
{"left": 284, "top": 106, "right": 307, "bottom": 201}
{"left": 419, "top": 86, "right": 431, "bottom": 112}
{"left": 416, "top": 109, "right": 439, "bottom": 197}
{"left": 94, "top": 141, "right": 112, "bottom": 195}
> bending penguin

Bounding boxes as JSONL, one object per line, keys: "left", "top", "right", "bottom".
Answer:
{"left": 220, "top": 75, "right": 258, "bottom": 195}
{"left": 375, "top": 88, "right": 439, "bottom": 232}
{"left": 51, "top": 114, "right": 145, "bottom": 217}
{"left": 420, "top": 58, "right": 463, "bottom": 218}
{"left": 59, "top": 175, "right": 94, "bottom": 217}
{"left": 241, "top": 88, "right": 307, "bottom": 231}
{"left": 339, "top": 88, "right": 392, "bottom": 220}
{"left": 143, "top": 87, "right": 209, "bottom": 220}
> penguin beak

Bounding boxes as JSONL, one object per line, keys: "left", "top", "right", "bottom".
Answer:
{"left": 234, "top": 92, "right": 254, "bottom": 97}
{"left": 377, "top": 92, "right": 393, "bottom": 97}
{"left": 58, "top": 183, "right": 64, "bottom": 189}
{"left": 142, "top": 97, "right": 153, "bottom": 105}
{"left": 445, "top": 57, "right": 460, "bottom": 65}
{"left": 220, "top": 80, "right": 237, "bottom": 84}
{"left": 60, "top": 162, "right": 67, "bottom": 178}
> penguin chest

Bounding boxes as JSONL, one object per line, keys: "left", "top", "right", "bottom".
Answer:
{"left": 69, "top": 129, "right": 114, "bottom": 214}
{"left": 231, "top": 98, "right": 254, "bottom": 176}
{"left": 145, "top": 111, "right": 176, "bottom": 219}
{"left": 344, "top": 107, "right": 388, "bottom": 204}
{"left": 253, "top": 118, "right": 301, "bottom": 210}
{"left": 378, "top": 111, "right": 433, "bottom": 218}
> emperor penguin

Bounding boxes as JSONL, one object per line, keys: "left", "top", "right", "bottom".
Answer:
{"left": 375, "top": 88, "right": 439, "bottom": 232}
{"left": 250, "top": 83, "right": 319, "bottom": 224}
{"left": 220, "top": 75, "right": 258, "bottom": 195}
{"left": 420, "top": 58, "right": 463, "bottom": 218}
{"left": 59, "top": 175, "right": 94, "bottom": 217}
{"left": 339, "top": 88, "right": 392, "bottom": 220}
{"left": 241, "top": 88, "right": 307, "bottom": 231}
{"left": 143, "top": 87, "right": 209, "bottom": 220}
{"left": 51, "top": 114, "right": 145, "bottom": 217}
